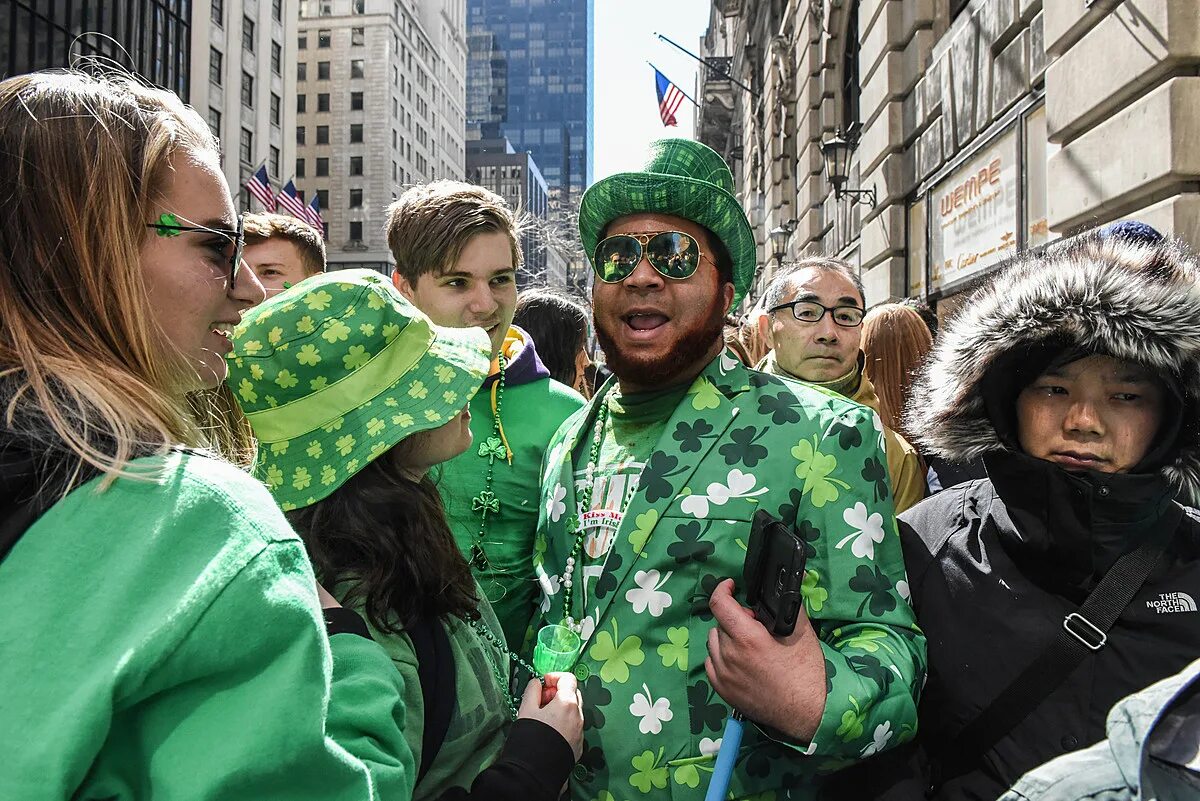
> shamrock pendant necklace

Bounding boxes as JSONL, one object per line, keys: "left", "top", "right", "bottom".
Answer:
{"left": 469, "top": 354, "right": 509, "bottom": 570}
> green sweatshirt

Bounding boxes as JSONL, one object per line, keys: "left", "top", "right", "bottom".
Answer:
{"left": 0, "top": 451, "right": 414, "bottom": 801}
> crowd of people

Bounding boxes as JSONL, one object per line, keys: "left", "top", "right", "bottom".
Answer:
{"left": 3, "top": 69, "right": 1199, "bottom": 801}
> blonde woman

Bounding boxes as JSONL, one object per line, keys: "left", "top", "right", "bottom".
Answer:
{"left": 0, "top": 71, "right": 412, "bottom": 799}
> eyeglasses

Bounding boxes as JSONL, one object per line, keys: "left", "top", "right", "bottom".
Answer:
{"left": 769, "top": 300, "right": 865, "bottom": 328}
{"left": 592, "top": 231, "right": 712, "bottom": 283}
{"left": 145, "top": 212, "right": 245, "bottom": 284}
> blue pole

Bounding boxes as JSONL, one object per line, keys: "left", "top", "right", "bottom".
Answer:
{"left": 704, "top": 712, "right": 744, "bottom": 801}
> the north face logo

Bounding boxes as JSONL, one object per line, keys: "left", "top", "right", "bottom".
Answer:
{"left": 1146, "top": 592, "right": 1198, "bottom": 614}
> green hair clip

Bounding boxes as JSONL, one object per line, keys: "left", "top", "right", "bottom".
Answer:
{"left": 283, "top": 282, "right": 293, "bottom": 289}
{"left": 154, "top": 212, "right": 182, "bottom": 237}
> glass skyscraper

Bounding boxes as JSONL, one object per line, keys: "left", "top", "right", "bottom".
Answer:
{"left": 466, "top": 0, "right": 593, "bottom": 207}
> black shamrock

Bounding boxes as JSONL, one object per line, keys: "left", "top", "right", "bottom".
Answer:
{"left": 687, "top": 680, "right": 727, "bottom": 734}
{"left": 777, "top": 488, "right": 804, "bottom": 523}
{"left": 672, "top": 418, "right": 715, "bottom": 453}
{"left": 758, "top": 391, "right": 802, "bottom": 425}
{"left": 640, "top": 451, "right": 685, "bottom": 503}
{"left": 578, "top": 742, "right": 606, "bottom": 773}
{"left": 848, "top": 564, "right": 899, "bottom": 617}
{"left": 582, "top": 674, "right": 612, "bottom": 729}
{"left": 719, "top": 425, "right": 769, "bottom": 467}
{"left": 667, "top": 520, "right": 715, "bottom": 565}
{"left": 861, "top": 456, "right": 890, "bottom": 502}
{"left": 848, "top": 653, "right": 895, "bottom": 692}
{"left": 797, "top": 519, "right": 821, "bottom": 560}
{"left": 593, "top": 549, "right": 623, "bottom": 599}
{"left": 690, "top": 573, "right": 723, "bottom": 620}
{"left": 831, "top": 419, "right": 863, "bottom": 450}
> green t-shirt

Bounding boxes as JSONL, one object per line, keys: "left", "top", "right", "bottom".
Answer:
{"left": 572, "top": 384, "right": 690, "bottom": 622}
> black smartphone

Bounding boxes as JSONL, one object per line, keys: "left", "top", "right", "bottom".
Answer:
{"left": 742, "top": 509, "right": 808, "bottom": 636}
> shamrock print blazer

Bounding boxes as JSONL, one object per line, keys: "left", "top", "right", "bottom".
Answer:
{"left": 531, "top": 349, "right": 927, "bottom": 801}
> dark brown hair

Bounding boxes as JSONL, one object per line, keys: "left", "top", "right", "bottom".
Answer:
{"left": 285, "top": 434, "right": 478, "bottom": 633}
{"left": 243, "top": 212, "right": 327, "bottom": 276}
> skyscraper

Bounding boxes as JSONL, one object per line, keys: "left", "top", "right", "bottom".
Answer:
{"left": 466, "top": 0, "right": 593, "bottom": 208}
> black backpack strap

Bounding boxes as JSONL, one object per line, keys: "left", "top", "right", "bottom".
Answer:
{"left": 934, "top": 506, "right": 1181, "bottom": 789}
{"left": 409, "top": 614, "right": 456, "bottom": 785}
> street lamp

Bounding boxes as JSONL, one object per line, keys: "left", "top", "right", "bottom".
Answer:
{"left": 769, "top": 220, "right": 796, "bottom": 264}
{"left": 820, "top": 129, "right": 877, "bottom": 209}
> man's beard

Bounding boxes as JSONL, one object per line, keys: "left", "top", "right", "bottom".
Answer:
{"left": 595, "top": 289, "right": 727, "bottom": 390}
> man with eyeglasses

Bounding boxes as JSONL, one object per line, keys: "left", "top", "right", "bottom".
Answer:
{"left": 529, "top": 139, "right": 924, "bottom": 801}
{"left": 757, "top": 258, "right": 926, "bottom": 513}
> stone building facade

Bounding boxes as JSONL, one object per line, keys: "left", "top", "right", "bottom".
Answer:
{"left": 697, "top": 0, "right": 1200, "bottom": 314}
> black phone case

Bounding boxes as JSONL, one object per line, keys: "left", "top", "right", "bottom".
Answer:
{"left": 743, "top": 509, "right": 808, "bottom": 636}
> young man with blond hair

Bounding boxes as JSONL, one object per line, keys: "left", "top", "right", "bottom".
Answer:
{"left": 243, "top": 213, "right": 327, "bottom": 298}
{"left": 386, "top": 181, "right": 584, "bottom": 649}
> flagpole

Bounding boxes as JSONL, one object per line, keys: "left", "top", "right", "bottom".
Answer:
{"left": 647, "top": 62, "right": 699, "bottom": 108}
{"left": 654, "top": 32, "right": 758, "bottom": 97}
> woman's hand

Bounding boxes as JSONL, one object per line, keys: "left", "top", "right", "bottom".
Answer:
{"left": 517, "top": 672, "right": 584, "bottom": 761}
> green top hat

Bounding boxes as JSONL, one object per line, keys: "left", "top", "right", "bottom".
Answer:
{"left": 226, "top": 269, "right": 491, "bottom": 511}
{"left": 578, "top": 138, "right": 757, "bottom": 307}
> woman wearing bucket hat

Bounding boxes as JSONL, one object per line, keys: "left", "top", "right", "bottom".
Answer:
{"left": 0, "top": 71, "right": 412, "bottom": 799}
{"left": 228, "top": 269, "right": 583, "bottom": 801}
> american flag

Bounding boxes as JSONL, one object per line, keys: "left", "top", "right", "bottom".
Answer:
{"left": 305, "top": 194, "right": 325, "bottom": 233}
{"left": 245, "top": 164, "right": 276, "bottom": 211}
{"left": 276, "top": 179, "right": 307, "bottom": 219}
{"left": 654, "top": 67, "right": 685, "bottom": 128}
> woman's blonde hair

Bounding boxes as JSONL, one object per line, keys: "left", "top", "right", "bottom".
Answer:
{"left": 861, "top": 303, "right": 933, "bottom": 444}
{"left": 0, "top": 70, "right": 254, "bottom": 489}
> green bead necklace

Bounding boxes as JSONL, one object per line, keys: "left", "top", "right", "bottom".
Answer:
{"left": 469, "top": 355, "right": 508, "bottom": 571}
{"left": 467, "top": 615, "right": 542, "bottom": 720}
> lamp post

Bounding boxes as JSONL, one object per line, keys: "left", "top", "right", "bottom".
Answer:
{"left": 820, "top": 129, "right": 877, "bottom": 208}
{"left": 769, "top": 224, "right": 791, "bottom": 265}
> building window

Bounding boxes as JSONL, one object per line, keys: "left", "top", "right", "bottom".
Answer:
{"left": 297, "top": 94, "right": 307, "bottom": 113}
{"left": 352, "top": 0, "right": 365, "bottom": 14}
{"left": 352, "top": 27, "right": 365, "bottom": 46}
{"left": 350, "top": 124, "right": 363, "bottom": 143}
{"left": 271, "top": 41, "right": 282, "bottom": 74}
{"left": 240, "top": 128, "right": 252, "bottom": 164}
{"left": 318, "top": 61, "right": 330, "bottom": 80}
{"left": 316, "top": 158, "right": 329, "bottom": 176}
{"left": 350, "top": 156, "right": 364, "bottom": 175}
{"left": 318, "top": 29, "right": 331, "bottom": 48}
{"left": 349, "top": 188, "right": 363, "bottom": 208}
{"left": 351, "top": 91, "right": 364, "bottom": 111}
{"left": 243, "top": 17, "right": 255, "bottom": 52}
{"left": 241, "top": 72, "right": 254, "bottom": 107}
{"left": 298, "top": 33, "right": 307, "bottom": 49}
{"left": 209, "top": 48, "right": 223, "bottom": 85}
{"left": 208, "top": 108, "right": 221, "bottom": 137}
{"left": 212, "top": 0, "right": 223, "bottom": 26}
{"left": 296, "top": 158, "right": 306, "bottom": 178}
{"left": 350, "top": 221, "right": 363, "bottom": 241}
{"left": 318, "top": 93, "right": 330, "bottom": 112}
{"left": 841, "top": 1, "right": 861, "bottom": 129}
{"left": 317, "top": 189, "right": 329, "bottom": 209}
{"left": 297, "top": 126, "right": 306, "bottom": 144}
{"left": 297, "top": 62, "right": 307, "bottom": 80}
{"left": 270, "top": 93, "right": 281, "bottom": 126}
{"left": 350, "top": 60, "right": 365, "bottom": 79}
{"left": 317, "top": 125, "right": 329, "bottom": 144}
{"left": 270, "top": 146, "right": 280, "bottom": 177}
{"left": 272, "top": 0, "right": 283, "bottom": 22}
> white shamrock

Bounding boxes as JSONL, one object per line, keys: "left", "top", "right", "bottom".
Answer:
{"left": 896, "top": 579, "right": 911, "bottom": 604}
{"left": 579, "top": 608, "right": 598, "bottom": 642}
{"left": 629, "top": 682, "right": 674, "bottom": 734}
{"left": 719, "top": 349, "right": 739, "bottom": 374}
{"left": 861, "top": 721, "right": 894, "bottom": 757}
{"left": 537, "top": 570, "right": 561, "bottom": 614}
{"left": 699, "top": 737, "right": 723, "bottom": 756}
{"left": 680, "top": 468, "right": 768, "bottom": 519}
{"left": 546, "top": 483, "right": 567, "bottom": 522}
{"left": 625, "top": 569, "right": 673, "bottom": 617}
{"left": 835, "top": 502, "right": 887, "bottom": 560}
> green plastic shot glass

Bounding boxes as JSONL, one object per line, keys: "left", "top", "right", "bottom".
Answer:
{"left": 534, "top": 624, "right": 582, "bottom": 674}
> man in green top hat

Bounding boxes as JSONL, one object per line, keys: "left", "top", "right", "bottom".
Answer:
{"left": 385, "top": 181, "right": 585, "bottom": 650}
{"left": 530, "top": 138, "right": 926, "bottom": 800}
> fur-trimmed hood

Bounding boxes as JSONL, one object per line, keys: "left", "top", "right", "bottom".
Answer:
{"left": 907, "top": 233, "right": 1200, "bottom": 499}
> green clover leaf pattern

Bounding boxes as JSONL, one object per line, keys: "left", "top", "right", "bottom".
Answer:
{"left": 686, "top": 680, "right": 726, "bottom": 734}
{"left": 719, "top": 425, "right": 769, "bottom": 467}
{"left": 671, "top": 418, "right": 715, "bottom": 453}
{"left": 830, "top": 419, "right": 863, "bottom": 450}
{"left": 628, "top": 509, "right": 658, "bottom": 555}
{"left": 689, "top": 380, "right": 722, "bottom": 411}
{"left": 629, "top": 749, "right": 668, "bottom": 793}
{"left": 758, "top": 391, "right": 801, "bottom": 424}
{"left": 297, "top": 344, "right": 321, "bottom": 366}
{"left": 640, "top": 452, "right": 685, "bottom": 503}
{"left": 321, "top": 319, "right": 351, "bottom": 343}
{"left": 656, "top": 626, "right": 688, "bottom": 670}
{"left": 666, "top": 520, "right": 714, "bottom": 565}
{"left": 343, "top": 344, "right": 371, "bottom": 370}
{"left": 792, "top": 436, "right": 850, "bottom": 507}
{"left": 836, "top": 695, "right": 865, "bottom": 742}
{"left": 801, "top": 568, "right": 829, "bottom": 612}
{"left": 861, "top": 455, "right": 890, "bottom": 502}
{"left": 848, "top": 564, "right": 899, "bottom": 617}
{"left": 304, "top": 290, "right": 333, "bottom": 311}
{"left": 588, "top": 619, "right": 644, "bottom": 684}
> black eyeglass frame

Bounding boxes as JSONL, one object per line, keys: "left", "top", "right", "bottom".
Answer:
{"left": 145, "top": 213, "right": 245, "bottom": 283}
{"left": 591, "top": 230, "right": 716, "bottom": 284}
{"left": 768, "top": 299, "right": 865, "bottom": 328}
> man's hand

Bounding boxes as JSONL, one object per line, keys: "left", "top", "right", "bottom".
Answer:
{"left": 705, "top": 578, "right": 827, "bottom": 742}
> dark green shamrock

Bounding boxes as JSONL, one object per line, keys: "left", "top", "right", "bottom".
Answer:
{"left": 777, "top": 487, "right": 804, "bottom": 523}
{"left": 689, "top": 572, "right": 723, "bottom": 620}
{"left": 593, "top": 549, "right": 624, "bottom": 599}
{"left": 747, "top": 369, "right": 772, "bottom": 388}
{"left": 578, "top": 742, "right": 606, "bottom": 775}
{"left": 687, "top": 680, "right": 727, "bottom": 734}
{"left": 640, "top": 451, "right": 686, "bottom": 503}
{"left": 758, "top": 391, "right": 802, "bottom": 424}
{"left": 848, "top": 653, "right": 895, "bottom": 692}
{"left": 719, "top": 425, "right": 769, "bottom": 467}
{"left": 672, "top": 418, "right": 715, "bottom": 453}
{"left": 831, "top": 419, "right": 863, "bottom": 450}
{"left": 667, "top": 520, "right": 715, "bottom": 565}
{"left": 861, "top": 455, "right": 890, "bottom": 502}
{"left": 825, "top": 657, "right": 836, "bottom": 694}
{"left": 848, "top": 564, "right": 899, "bottom": 617}
{"left": 797, "top": 518, "right": 821, "bottom": 559}
{"left": 742, "top": 744, "right": 776, "bottom": 778}
{"left": 582, "top": 674, "right": 612, "bottom": 729}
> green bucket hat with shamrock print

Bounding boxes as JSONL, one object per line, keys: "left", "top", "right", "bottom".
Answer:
{"left": 578, "top": 137, "right": 757, "bottom": 307}
{"left": 226, "top": 269, "right": 491, "bottom": 511}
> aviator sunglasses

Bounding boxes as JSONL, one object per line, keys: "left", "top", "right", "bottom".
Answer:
{"left": 592, "top": 231, "right": 714, "bottom": 283}
{"left": 146, "top": 212, "right": 245, "bottom": 284}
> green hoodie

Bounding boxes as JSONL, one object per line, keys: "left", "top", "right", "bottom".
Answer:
{"left": 0, "top": 451, "right": 413, "bottom": 800}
